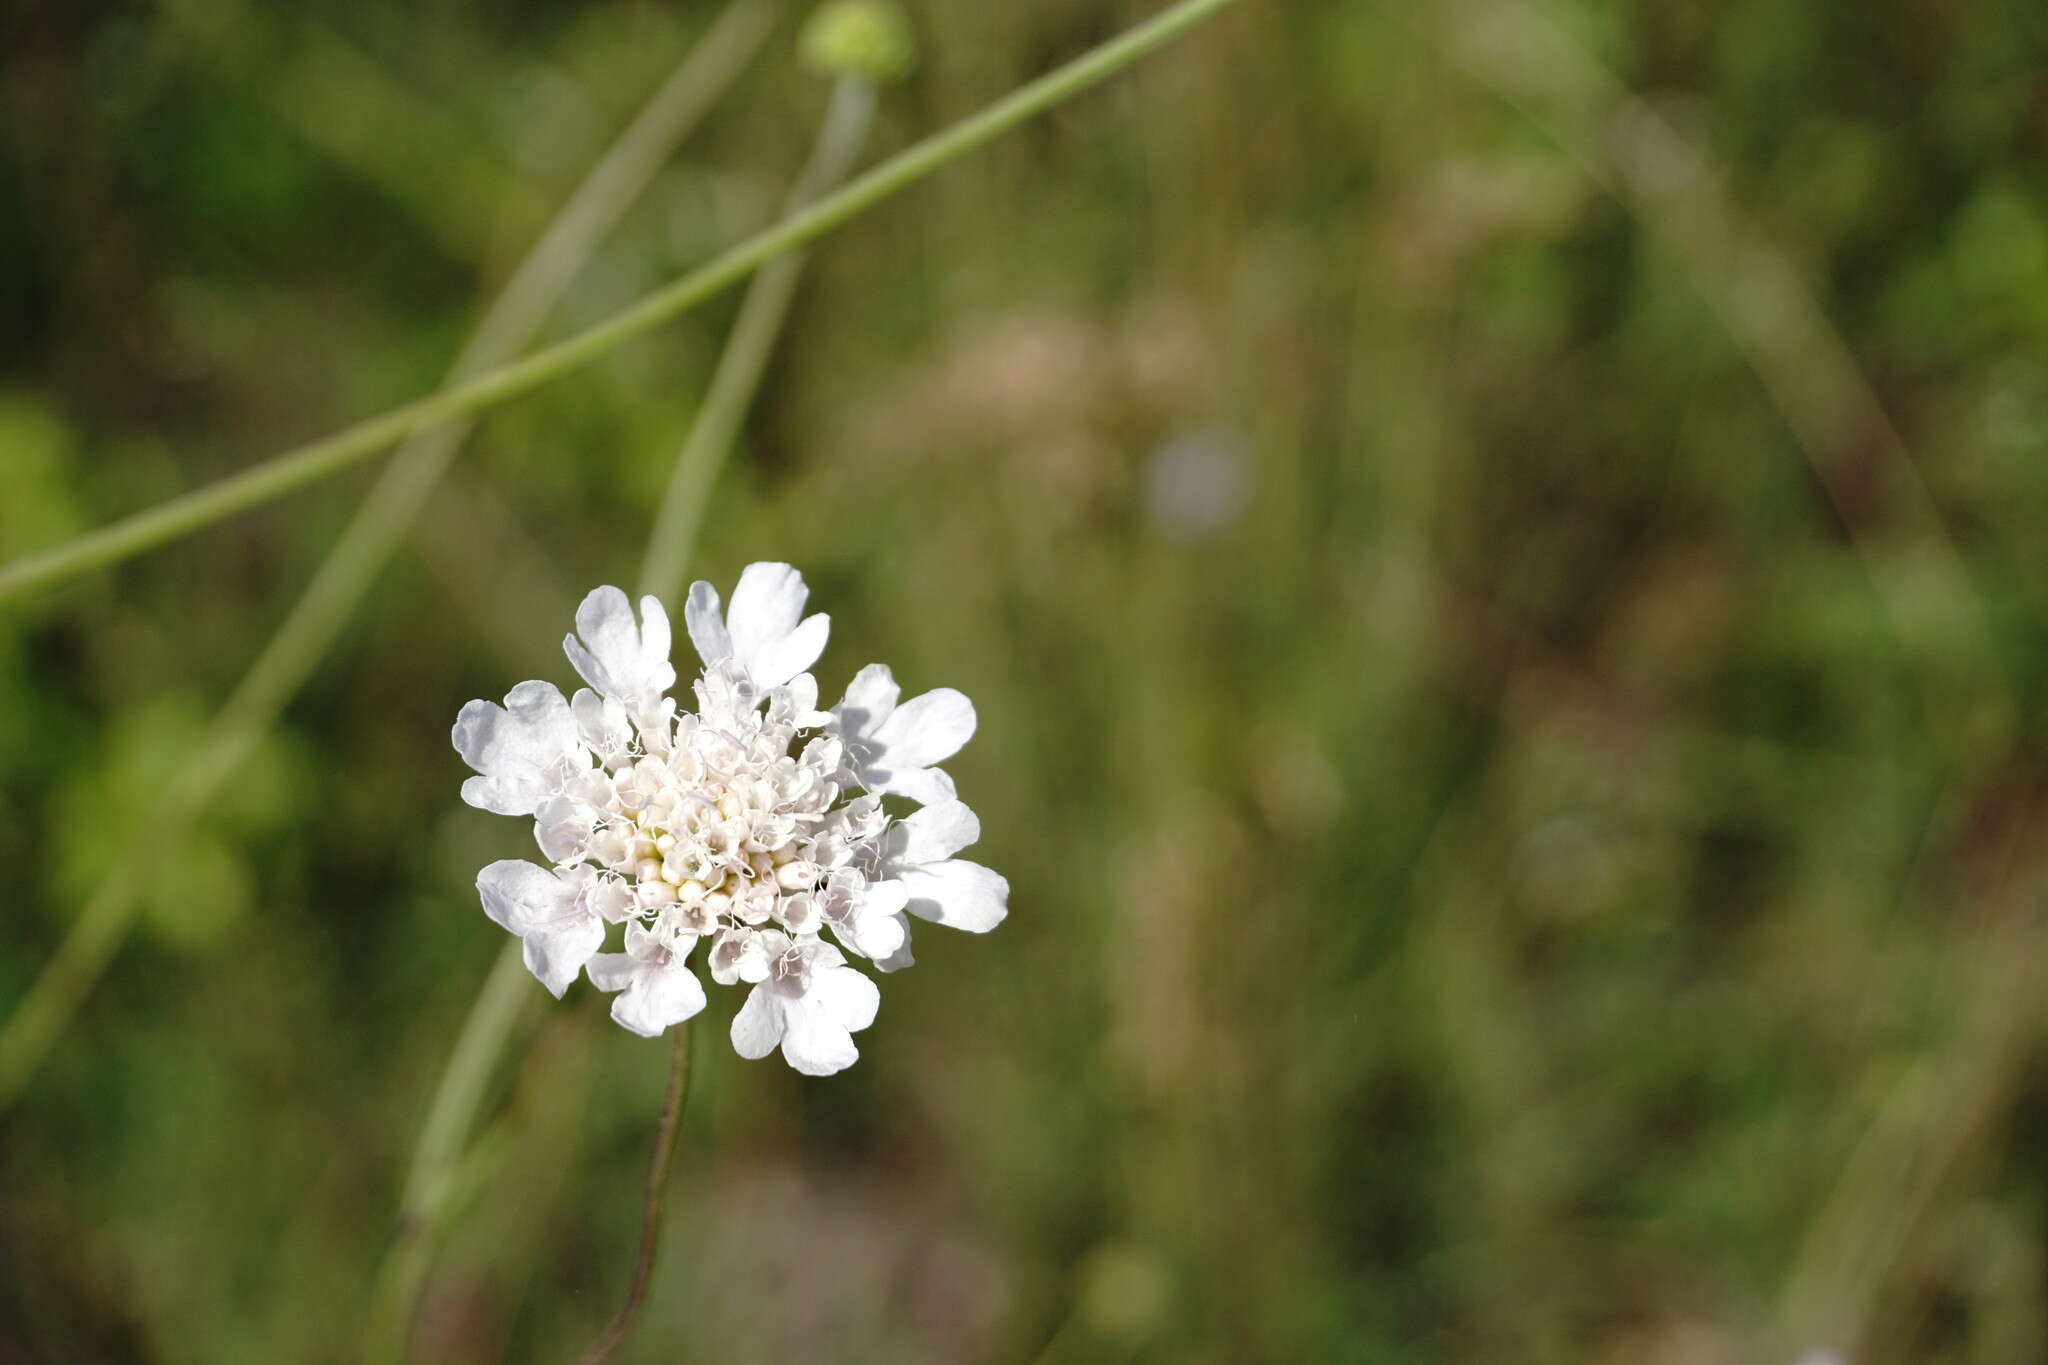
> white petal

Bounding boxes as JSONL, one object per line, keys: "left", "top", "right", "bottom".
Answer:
{"left": 780, "top": 1004, "right": 860, "bottom": 1076}
{"left": 813, "top": 959, "right": 881, "bottom": 1033}
{"left": 637, "top": 594, "right": 673, "bottom": 677}
{"left": 874, "top": 935, "right": 917, "bottom": 974}
{"left": 524, "top": 914, "right": 605, "bottom": 999}
{"left": 780, "top": 893, "right": 823, "bottom": 935}
{"left": 832, "top": 663, "right": 899, "bottom": 734}
{"left": 852, "top": 911, "right": 907, "bottom": 961}
{"left": 864, "top": 880, "right": 911, "bottom": 917}
{"left": 871, "top": 688, "right": 975, "bottom": 769}
{"left": 585, "top": 952, "right": 636, "bottom": 992}
{"left": 533, "top": 794, "right": 593, "bottom": 864}
{"left": 784, "top": 673, "right": 820, "bottom": 720}
{"left": 747, "top": 613, "right": 829, "bottom": 689}
{"left": 730, "top": 986, "right": 785, "bottom": 1059}
{"left": 477, "top": 860, "right": 602, "bottom": 996}
{"left": 572, "top": 689, "right": 631, "bottom": 763}
{"left": 476, "top": 859, "right": 565, "bottom": 936}
{"left": 803, "top": 939, "right": 847, "bottom": 971}
{"left": 620, "top": 920, "right": 670, "bottom": 959}
{"left": 561, "top": 585, "right": 631, "bottom": 692}
{"left": 588, "top": 877, "right": 635, "bottom": 924}
{"left": 725, "top": 563, "right": 828, "bottom": 688}
{"left": 563, "top": 586, "right": 676, "bottom": 704}
{"left": 877, "top": 766, "right": 958, "bottom": 806}
{"left": 611, "top": 963, "right": 707, "bottom": 1037}
{"left": 889, "top": 800, "right": 981, "bottom": 866}
{"left": 635, "top": 695, "right": 678, "bottom": 755}
{"left": 458, "top": 774, "right": 509, "bottom": 814}
{"left": 684, "top": 580, "right": 732, "bottom": 668}
{"left": 709, "top": 927, "right": 771, "bottom": 985}
{"left": 896, "top": 859, "right": 1008, "bottom": 932}
{"left": 727, "top": 562, "right": 806, "bottom": 659}
{"left": 452, "top": 681, "right": 582, "bottom": 815}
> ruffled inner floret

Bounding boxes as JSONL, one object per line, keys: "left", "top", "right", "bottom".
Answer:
{"left": 587, "top": 666, "right": 851, "bottom": 944}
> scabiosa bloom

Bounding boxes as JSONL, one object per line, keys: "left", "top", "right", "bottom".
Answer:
{"left": 452, "top": 563, "right": 1006, "bottom": 1075}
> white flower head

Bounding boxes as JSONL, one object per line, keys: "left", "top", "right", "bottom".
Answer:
{"left": 451, "top": 564, "right": 1006, "bottom": 1076}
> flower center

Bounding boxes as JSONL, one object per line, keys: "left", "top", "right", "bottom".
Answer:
{"left": 592, "top": 699, "right": 835, "bottom": 941}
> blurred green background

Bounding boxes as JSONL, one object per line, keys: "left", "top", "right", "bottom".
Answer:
{"left": 5, "top": 0, "right": 2048, "bottom": 1361}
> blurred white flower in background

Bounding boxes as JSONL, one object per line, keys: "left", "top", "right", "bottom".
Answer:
{"left": 452, "top": 562, "right": 1006, "bottom": 1075}
{"left": 1142, "top": 426, "right": 1250, "bottom": 542}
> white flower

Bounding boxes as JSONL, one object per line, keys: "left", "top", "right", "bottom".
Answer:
{"left": 1143, "top": 427, "right": 1250, "bottom": 542}
{"left": 451, "top": 564, "right": 1005, "bottom": 1076}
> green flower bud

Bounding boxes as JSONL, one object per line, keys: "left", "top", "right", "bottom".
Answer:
{"left": 800, "top": 0, "right": 916, "bottom": 85}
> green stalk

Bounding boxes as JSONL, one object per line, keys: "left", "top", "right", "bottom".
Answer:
{"left": 0, "top": 0, "right": 779, "bottom": 1113}
{"left": 639, "top": 75, "right": 877, "bottom": 603}
{"left": 574, "top": 1026, "right": 695, "bottom": 1365}
{"left": 0, "top": 0, "right": 1244, "bottom": 605}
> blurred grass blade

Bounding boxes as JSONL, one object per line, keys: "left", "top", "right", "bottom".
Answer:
{"left": 1426, "top": 0, "right": 2014, "bottom": 770}
{"left": 0, "top": 0, "right": 780, "bottom": 1113}
{"left": 360, "top": 939, "right": 532, "bottom": 1365}
{"left": 0, "top": 0, "right": 1245, "bottom": 606}
{"left": 155, "top": 0, "right": 549, "bottom": 267}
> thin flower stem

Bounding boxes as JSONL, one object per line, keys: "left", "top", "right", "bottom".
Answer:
{"left": 0, "top": 0, "right": 1244, "bottom": 605}
{"left": 575, "top": 1025, "right": 695, "bottom": 1365}
{"left": 0, "top": 0, "right": 778, "bottom": 1113}
{"left": 639, "top": 75, "right": 878, "bottom": 603}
